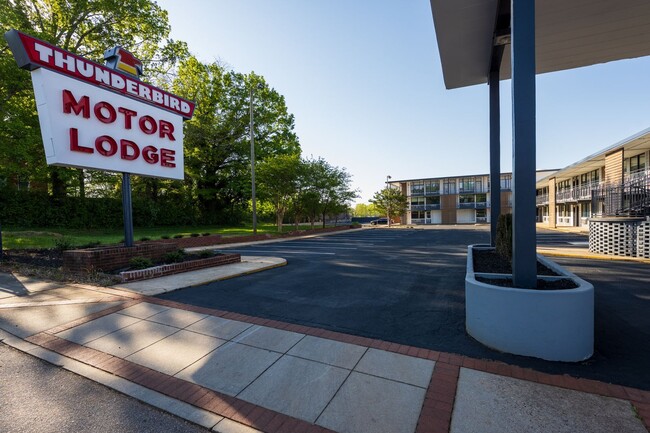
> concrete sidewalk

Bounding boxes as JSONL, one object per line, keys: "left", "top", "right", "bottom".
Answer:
{"left": 0, "top": 263, "right": 649, "bottom": 432}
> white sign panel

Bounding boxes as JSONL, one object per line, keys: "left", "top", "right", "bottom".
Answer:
{"left": 32, "top": 68, "right": 184, "bottom": 180}
{"left": 5, "top": 30, "right": 194, "bottom": 180}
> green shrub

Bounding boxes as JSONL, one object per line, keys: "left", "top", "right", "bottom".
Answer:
{"left": 201, "top": 232, "right": 211, "bottom": 236}
{"left": 190, "top": 233, "right": 200, "bottom": 237}
{"left": 129, "top": 257, "right": 153, "bottom": 269}
{"left": 80, "top": 241, "right": 101, "bottom": 248}
{"left": 54, "top": 237, "right": 74, "bottom": 251}
{"left": 198, "top": 250, "right": 215, "bottom": 258}
{"left": 173, "top": 234, "right": 184, "bottom": 239}
{"left": 161, "top": 235, "right": 170, "bottom": 239}
{"left": 496, "top": 213, "right": 513, "bottom": 261}
{"left": 164, "top": 249, "right": 185, "bottom": 263}
{"left": 139, "top": 236, "right": 151, "bottom": 242}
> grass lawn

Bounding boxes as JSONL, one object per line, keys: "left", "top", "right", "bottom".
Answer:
{"left": 1, "top": 223, "right": 325, "bottom": 249}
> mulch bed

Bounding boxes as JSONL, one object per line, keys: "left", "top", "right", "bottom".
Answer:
{"left": 472, "top": 248, "right": 578, "bottom": 290}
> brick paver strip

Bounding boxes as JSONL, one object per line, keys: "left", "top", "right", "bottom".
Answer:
{"left": 24, "top": 286, "right": 650, "bottom": 433}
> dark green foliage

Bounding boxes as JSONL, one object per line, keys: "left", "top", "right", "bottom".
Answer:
{"left": 161, "top": 235, "right": 170, "bottom": 239}
{"left": 202, "top": 232, "right": 211, "bottom": 236}
{"left": 54, "top": 237, "right": 74, "bottom": 251}
{"left": 496, "top": 213, "right": 513, "bottom": 261}
{"left": 190, "top": 233, "right": 200, "bottom": 237}
{"left": 164, "top": 250, "right": 185, "bottom": 263}
{"left": 139, "top": 237, "right": 151, "bottom": 242}
{"left": 0, "top": 189, "right": 197, "bottom": 229}
{"left": 198, "top": 250, "right": 215, "bottom": 258}
{"left": 129, "top": 257, "right": 154, "bottom": 270}
{"left": 173, "top": 234, "right": 184, "bottom": 239}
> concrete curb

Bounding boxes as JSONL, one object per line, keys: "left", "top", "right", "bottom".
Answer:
{"left": 537, "top": 248, "right": 650, "bottom": 264}
{"left": 185, "top": 226, "right": 368, "bottom": 252}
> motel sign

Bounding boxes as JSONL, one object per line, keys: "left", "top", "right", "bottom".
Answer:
{"left": 4, "top": 30, "right": 194, "bottom": 180}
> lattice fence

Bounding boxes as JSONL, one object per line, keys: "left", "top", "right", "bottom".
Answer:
{"left": 637, "top": 221, "right": 650, "bottom": 259}
{"left": 589, "top": 220, "right": 639, "bottom": 257}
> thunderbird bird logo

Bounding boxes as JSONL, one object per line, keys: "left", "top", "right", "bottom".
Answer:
{"left": 103, "top": 47, "right": 143, "bottom": 78}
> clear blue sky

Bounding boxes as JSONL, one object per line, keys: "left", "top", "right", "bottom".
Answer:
{"left": 156, "top": 0, "right": 650, "bottom": 203}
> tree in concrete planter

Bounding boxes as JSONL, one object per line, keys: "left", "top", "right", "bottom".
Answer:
{"left": 496, "top": 213, "right": 513, "bottom": 261}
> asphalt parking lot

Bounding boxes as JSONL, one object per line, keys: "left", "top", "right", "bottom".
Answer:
{"left": 159, "top": 227, "right": 650, "bottom": 390}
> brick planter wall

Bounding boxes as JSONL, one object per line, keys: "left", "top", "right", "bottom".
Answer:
{"left": 63, "top": 225, "right": 358, "bottom": 274}
{"left": 63, "top": 242, "right": 178, "bottom": 273}
{"left": 119, "top": 253, "right": 241, "bottom": 282}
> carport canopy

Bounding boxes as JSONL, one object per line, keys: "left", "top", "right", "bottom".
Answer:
{"left": 430, "top": 0, "right": 650, "bottom": 89}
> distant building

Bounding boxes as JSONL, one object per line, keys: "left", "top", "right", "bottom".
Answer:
{"left": 390, "top": 170, "right": 557, "bottom": 225}
{"left": 535, "top": 127, "right": 650, "bottom": 228}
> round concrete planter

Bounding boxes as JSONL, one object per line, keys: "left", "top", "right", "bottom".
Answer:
{"left": 465, "top": 245, "right": 594, "bottom": 362}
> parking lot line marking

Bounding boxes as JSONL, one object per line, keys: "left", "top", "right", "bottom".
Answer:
{"left": 222, "top": 249, "right": 336, "bottom": 255}
{"left": 271, "top": 243, "right": 357, "bottom": 249}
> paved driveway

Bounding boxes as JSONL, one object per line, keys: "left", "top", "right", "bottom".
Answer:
{"left": 159, "top": 227, "right": 650, "bottom": 390}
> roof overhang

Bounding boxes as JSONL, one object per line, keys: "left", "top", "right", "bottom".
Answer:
{"left": 536, "top": 127, "right": 650, "bottom": 187}
{"left": 430, "top": 0, "right": 650, "bottom": 89}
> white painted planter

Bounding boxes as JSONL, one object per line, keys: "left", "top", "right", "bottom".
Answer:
{"left": 466, "top": 245, "right": 594, "bottom": 362}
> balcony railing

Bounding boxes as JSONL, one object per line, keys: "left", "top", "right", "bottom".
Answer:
{"left": 536, "top": 194, "right": 549, "bottom": 205}
{"left": 458, "top": 202, "right": 488, "bottom": 209}
{"left": 556, "top": 182, "right": 602, "bottom": 203}
{"left": 410, "top": 204, "right": 440, "bottom": 211}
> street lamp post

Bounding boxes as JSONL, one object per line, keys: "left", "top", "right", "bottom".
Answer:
{"left": 250, "top": 83, "right": 262, "bottom": 235}
{"left": 386, "top": 175, "right": 392, "bottom": 227}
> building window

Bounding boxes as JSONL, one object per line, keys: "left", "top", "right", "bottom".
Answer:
{"left": 628, "top": 153, "right": 646, "bottom": 174}
{"left": 459, "top": 194, "right": 475, "bottom": 203}
{"left": 411, "top": 181, "right": 424, "bottom": 195}
{"left": 425, "top": 180, "right": 439, "bottom": 194}
{"left": 443, "top": 179, "right": 456, "bottom": 194}
{"left": 410, "top": 196, "right": 425, "bottom": 206}
{"left": 459, "top": 177, "right": 475, "bottom": 193}
{"left": 500, "top": 175, "right": 511, "bottom": 190}
{"left": 476, "top": 209, "right": 486, "bottom": 218}
{"left": 475, "top": 193, "right": 487, "bottom": 203}
{"left": 411, "top": 211, "right": 425, "bottom": 219}
{"left": 427, "top": 196, "right": 440, "bottom": 205}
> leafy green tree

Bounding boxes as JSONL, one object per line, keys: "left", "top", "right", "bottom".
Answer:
{"left": 353, "top": 203, "right": 378, "bottom": 217}
{"left": 370, "top": 187, "right": 408, "bottom": 226}
{"left": 0, "top": 0, "right": 186, "bottom": 196}
{"left": 256, "top": 154, "right": 301, "bottom": 232}
{"left": 173, "top": 58, "right": 300, "bottom": 223}
{"left": 300, "top": 157, "right": 357, "bottom": 228}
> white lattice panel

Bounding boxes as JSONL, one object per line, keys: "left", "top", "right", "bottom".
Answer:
{"left": 589, "top": 220, "right": 639, "bottom": 257}
{"left": 636, "top": 221, "right": 650, "bottom": 259}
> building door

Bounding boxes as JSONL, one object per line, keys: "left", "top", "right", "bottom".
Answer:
{"left": 572, "top": 205, "right": 579, "bottom": 226}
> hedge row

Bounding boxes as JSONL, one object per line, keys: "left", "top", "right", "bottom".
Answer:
{"left": 0, "top": 189, "right": 199, "bottom": 228}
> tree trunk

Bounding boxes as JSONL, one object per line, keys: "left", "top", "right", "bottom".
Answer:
{"left": 78, "top": 169, "right": 85, "bottom": 198}
{"left": 50, "top": 167, "right": 67, "bottom": 199}
{"left": 276, "top": 210, "right": 284, "bottom": 233}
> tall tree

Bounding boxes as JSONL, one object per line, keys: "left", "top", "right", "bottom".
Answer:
{"left": 301, "top": 157, "right": 357, "bottom": 228}
{"left": 173, "top": 58, "right": 300, "bottom": 223}
{"left": 257, "top": 154, "right": 301, "bottom": 232}
{"left": 370, "top": 187, "right": 408, "bottom": 226}
{"left": 0, "top": 0, "right": 186, "bottom": 196}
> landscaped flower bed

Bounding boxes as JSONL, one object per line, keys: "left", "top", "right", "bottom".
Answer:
{"left": 119, "top": 252, "right": 241, "bottom": 283}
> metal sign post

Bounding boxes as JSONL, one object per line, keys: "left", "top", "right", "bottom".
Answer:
{"left": 122, "top": 173, "right": 134, "bottom": 246}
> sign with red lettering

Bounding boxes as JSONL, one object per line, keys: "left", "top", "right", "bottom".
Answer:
{"left": 4, "top": 30, "right": 193, "bottom": 180}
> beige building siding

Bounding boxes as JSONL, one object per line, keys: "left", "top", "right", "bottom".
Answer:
{"left": 548, "top": 177, "right": 556, "bottom": 228}
{"left": 605, "top": 149, "right": 624, "bottom": 184}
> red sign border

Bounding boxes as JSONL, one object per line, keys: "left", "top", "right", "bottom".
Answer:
{"left": 4, "top": 29, "right": 195, "bottom": 120}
